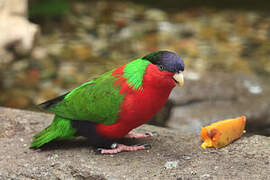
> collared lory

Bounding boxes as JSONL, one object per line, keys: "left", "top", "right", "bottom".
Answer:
{"left": 30, "top": 51, "right": 185, "bottom": 154}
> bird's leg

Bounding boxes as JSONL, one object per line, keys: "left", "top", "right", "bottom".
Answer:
{"left": 98, "top": 143, "right": 151, "bottom": 154}
{"left": 124, "top": 131, "right": 157, "bottom": 139}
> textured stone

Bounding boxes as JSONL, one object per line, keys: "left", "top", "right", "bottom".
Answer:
{"left": 0, "top": 107, "right": 269, "bottom": 179}
{"left": 168, "top": 72, "right": 270, "bottom": 135}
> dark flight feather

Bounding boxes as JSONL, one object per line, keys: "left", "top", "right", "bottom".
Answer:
{"left": 38, "top": 92, "right": 69, "bottom": 109}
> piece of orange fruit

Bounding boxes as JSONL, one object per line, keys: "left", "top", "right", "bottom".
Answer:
{"left": 200, "top": 116, "right": 246, "bottom": 149}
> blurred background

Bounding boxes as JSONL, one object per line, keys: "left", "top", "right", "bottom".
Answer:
{"left": 0, "top": 0, "right": 269, "bottom": 135}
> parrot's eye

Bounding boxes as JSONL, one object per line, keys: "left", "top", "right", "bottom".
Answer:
{"left": 158, "top": 65, "right": 165, "bottom": 71}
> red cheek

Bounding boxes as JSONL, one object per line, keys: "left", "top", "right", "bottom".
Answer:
{"left": 144, "top": 64, "right": 176, "bottom": 88}
{"left": 161, "top": 71, "right": 174, "bottom": 77}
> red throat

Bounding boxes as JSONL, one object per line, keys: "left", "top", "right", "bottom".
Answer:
{"left": 96, "top": 63, "right": 176, "bottom": 139}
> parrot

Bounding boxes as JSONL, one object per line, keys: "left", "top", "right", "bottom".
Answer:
{"left": 30, "top": 50, "right": 185, "bottom": 154}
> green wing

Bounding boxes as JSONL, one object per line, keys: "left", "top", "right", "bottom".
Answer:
{"left": 39, "top": 70, "right": 125, "bottom": 125}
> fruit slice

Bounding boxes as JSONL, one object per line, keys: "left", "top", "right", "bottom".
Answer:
{"left": 200, "top": 116, "right": 246, "bottom": 149}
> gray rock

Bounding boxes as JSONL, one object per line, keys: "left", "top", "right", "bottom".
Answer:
{"left": 149, "top": 100, "right": 174, "bottom": 127}
{"left": 168, "top": 72, "right": 270, "bottom": 135}
{"left": 0, "top": 107, "right": 269, "bottom": 179}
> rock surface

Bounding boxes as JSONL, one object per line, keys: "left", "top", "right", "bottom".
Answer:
{"left": 0, "top": 107, "right": 269, "bottom": 179}
{"left": 168, "top": 72, "right": 270, "bottom": 135}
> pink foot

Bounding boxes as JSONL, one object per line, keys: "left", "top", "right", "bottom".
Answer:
{"left": 125, "top": 131, "right": 157, "bottom": 139}
{"left": 98, "top": 143, "right": 151, "bottom": 154}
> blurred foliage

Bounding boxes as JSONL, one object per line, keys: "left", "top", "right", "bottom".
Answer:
{"left": 29, "top": 0, "right": 70, "bottom": 19}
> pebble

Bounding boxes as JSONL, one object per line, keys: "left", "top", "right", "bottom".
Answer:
{"left": 164, "top": 161, "right": 179, "bottom": 169}
{"left": 243, "top": 80, "right": 263, "bottom": 94}
{"left": 182, "top": 155, "right": 191, "bottom": 160}
{"left": 200, "top": 174, "right": 211, "bottom": 179}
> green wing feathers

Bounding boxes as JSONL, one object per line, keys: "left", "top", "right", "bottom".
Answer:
{"left": 39, "top": 69, "right": 125, "bottom": 125}
{"left": 31, "top": 58, "right": 151, "bottom": 148}
{"left": 30, "top": 116, "right": 76, "bottom": 148}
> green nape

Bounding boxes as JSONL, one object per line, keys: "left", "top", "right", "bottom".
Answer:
{"left": 30, "top": 116, "right": 76, "bottom": 148}
{"left": 123, "top": 59, "right": 150, "bottom": 90}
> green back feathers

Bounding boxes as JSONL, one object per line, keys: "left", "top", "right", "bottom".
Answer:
{"left": 64, "top": 70, "right": 114, "bottom": 100}
{"left": 123, "top": 59, "right": 150, "bottom": 90}
{"left": 47, "top": 69, "right": 124, "bottom": 125}
{"left": 42, "top": 59, "right": 150, "bottom": 125}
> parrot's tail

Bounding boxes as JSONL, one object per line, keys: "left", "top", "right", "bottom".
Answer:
{"left": 29, "top": 116, "right": 76, "bottom": 148}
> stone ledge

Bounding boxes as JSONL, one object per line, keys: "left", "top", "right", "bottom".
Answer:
{"left": 0, "top": 107, "right": 269, "bottom": 179}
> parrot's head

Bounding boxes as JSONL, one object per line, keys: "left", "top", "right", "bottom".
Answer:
{"left": 142, "top": 51, "right": 185, "bottom": 87}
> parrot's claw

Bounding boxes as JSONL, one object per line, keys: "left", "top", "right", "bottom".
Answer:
{"left": 137, "top": 143, "right": 151, "bottom": 149}
{"left": 110, "top": 142, "right": 118, "bottom": 149}
{"left": 96, "top": 143, "right": 118, "bottom": 154}
{"left": 96, "top": 148, "right": 104, "bottom": 153}
{"left": 125, "top": 131, "right": 158, "bottom": 139}
{"left": 97, "top": 143, "right": 151, "bottom": 154}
